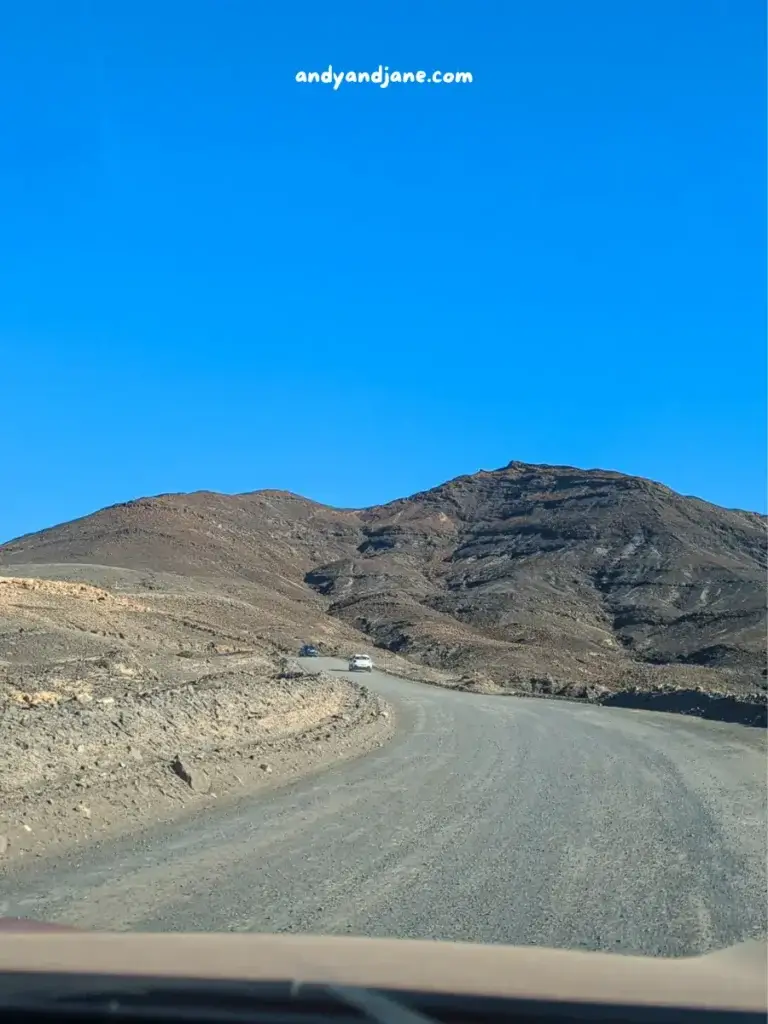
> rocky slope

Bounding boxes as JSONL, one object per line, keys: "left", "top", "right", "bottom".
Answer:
{"left": 315, "top": 462, "right": 766, "bottom": 696}
{"left": 0, "top": 571, "right": 391, "bottom": 865}
{"left": 2, "top": 462, "right": 765, "bottom": 699}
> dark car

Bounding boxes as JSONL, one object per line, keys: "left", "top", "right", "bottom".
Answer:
{"left": 299, "top": 644, "right": 319, "bottom": 657}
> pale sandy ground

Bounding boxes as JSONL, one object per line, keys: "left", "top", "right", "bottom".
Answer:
{"left": 0, "top": 575, "right": 393, "bottom": 868}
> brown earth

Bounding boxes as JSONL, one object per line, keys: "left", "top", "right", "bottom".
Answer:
{"left": 2, "top": 461, "right": 764, "bottom": 700}
{"left": 0, "top": 573, "right": 392, "bottom": 866}
{"left": 0, "top": 459, "right": 765, "bottom": 858}
{"left": 315, "top": 462, "right": 767, "bottom": 699}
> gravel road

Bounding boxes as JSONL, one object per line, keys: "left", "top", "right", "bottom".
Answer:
{"left": 0, "top": 658, "right": 765, "bottom": 955}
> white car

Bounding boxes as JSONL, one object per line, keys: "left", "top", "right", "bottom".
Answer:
{"left": 348, "top": 654, "right": 373, "bottom": 672}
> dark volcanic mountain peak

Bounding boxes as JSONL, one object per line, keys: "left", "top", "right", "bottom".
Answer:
{"left": 2, "top": 461, "right": 765, "bottom": 695}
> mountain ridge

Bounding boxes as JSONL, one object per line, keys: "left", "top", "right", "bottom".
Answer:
{"left": 5, "top": 461, "right": 763, "bottom": 549}
{"left": 2, "top": 460, "right": 765, "bottom": 697}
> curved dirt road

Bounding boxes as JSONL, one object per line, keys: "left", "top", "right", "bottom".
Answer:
{"left": 0, "top": 658, "right": 765, "bottom": 955}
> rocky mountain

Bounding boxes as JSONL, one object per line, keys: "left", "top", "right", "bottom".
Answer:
{"left": 2, "top": 461, "right": 765, "bottom": 695}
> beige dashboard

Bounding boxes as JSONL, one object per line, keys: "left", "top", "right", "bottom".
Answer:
{"left": 0, "top": 929, "right": 764, "bottom": 1014}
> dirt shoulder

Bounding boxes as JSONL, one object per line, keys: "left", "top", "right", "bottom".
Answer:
{"left": 0, "top": 664, "right": 392, "bottom": 869}
{"left": 0, "top": 575, "right": 393, "bottom": 869}
{"left": 368, "top": 649, "right": 767, "bottom": 728}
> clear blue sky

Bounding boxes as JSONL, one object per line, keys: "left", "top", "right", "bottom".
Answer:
{"left": 2, "top": 0, "right": 765, "bottom": 542}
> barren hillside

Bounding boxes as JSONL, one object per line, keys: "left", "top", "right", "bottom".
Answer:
{"left": 2, "top": 461, "right": 765, "bottom": 697}
{"left": 314, "top": 462, "right": 766, "bottom": 695}
{"left": 0, "top": 569, "right": 391, "bottom": 864}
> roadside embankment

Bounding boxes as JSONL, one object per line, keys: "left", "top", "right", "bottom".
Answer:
{"left": 369, "top": 654, "right": 768, "bottom": 729}
{"left": 596, "top": 687, "right": 767, "bottom": 728}
{"left": 0, "top": 576, "right": 393, "bottom": 868}
{"left": 0, "top": 663, "right": 392, "bottom": 867}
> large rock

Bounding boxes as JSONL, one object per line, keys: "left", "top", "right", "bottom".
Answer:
{"left": 171, "top": 756, "right": 211, "bottom": 793}
{"left": 278, "top": 657, "right": 303, "bottom": 679}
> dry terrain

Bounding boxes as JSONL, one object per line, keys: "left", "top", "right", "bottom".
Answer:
{"left": 2, "top": 461, "right": 764, "bottom": 699}
{"left": 0, "top": 459, "right": 765, "bottom": 861}
{"left": 0, "top": 571, "right": 392, "bottom": 866}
